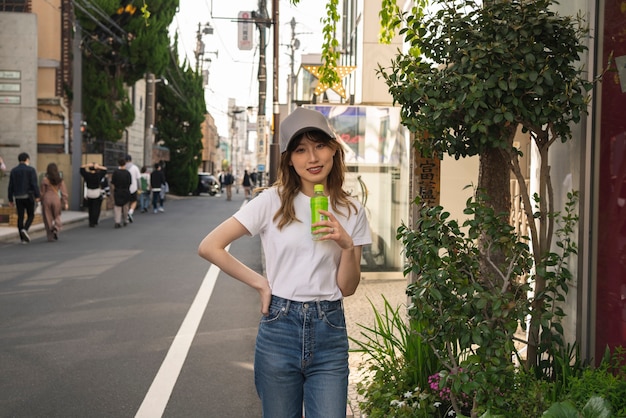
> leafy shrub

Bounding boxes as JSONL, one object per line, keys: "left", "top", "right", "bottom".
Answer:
{"left": 351, "top": 297, "right": 443, "bottom": 417}
{"left": 399, "top": 195, "right": 534, "bottom": 415}
{"left": 565, "top": 347, "right": 626, "bottom": 415}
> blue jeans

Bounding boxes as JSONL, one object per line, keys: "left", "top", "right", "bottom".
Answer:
{"left": 152, "top": 191, "right": 160, "bottom": 210}
{"left": 255, "top": 295, "right": 349, "bottom": 418}
{"left": 139, "top": 191, "right": 150, "bottom": 212}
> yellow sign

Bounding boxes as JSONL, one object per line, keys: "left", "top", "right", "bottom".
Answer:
{"left": 302, "top": 65, "right": 356, "bottom": 99}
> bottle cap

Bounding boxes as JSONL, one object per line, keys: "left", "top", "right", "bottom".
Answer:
{"left": 314, "top": 184, "right": 324, "bottom": 193}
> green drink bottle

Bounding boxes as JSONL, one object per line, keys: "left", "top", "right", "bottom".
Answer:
{"left": 311, "top": 184, "right": 328, "bottom": 240}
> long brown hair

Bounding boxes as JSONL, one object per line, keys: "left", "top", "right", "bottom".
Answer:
{"left": 273, "top": 130, "right": 356, "bottom": 229}
{"left": 46, "top": 163, "right": 62, "bottom": 186}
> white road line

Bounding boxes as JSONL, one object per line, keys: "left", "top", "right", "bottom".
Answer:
{"left": 135, "top": 246, "right": 229, "bottom": 418}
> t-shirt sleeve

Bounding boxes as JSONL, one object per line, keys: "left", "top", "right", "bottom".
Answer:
{"left": 233, "top": 188, "right": 275, "bottom": 236}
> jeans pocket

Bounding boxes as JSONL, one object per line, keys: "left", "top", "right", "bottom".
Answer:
{"left": 259, "top": 305, "right": 285, "bottom": 324}
{"left": 322, "top": 307, "right": 347, "bottom": 330}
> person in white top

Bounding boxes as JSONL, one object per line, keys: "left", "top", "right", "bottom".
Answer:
{"left": 198, "top": 107, "right": 371, "bottom": 418}
{"left": 124, "top": 154, "right": 141, "bottom": 223}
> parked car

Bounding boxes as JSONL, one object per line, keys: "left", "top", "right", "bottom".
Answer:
{"left": 194, "top": 173, "right": 220, "bottom": 196}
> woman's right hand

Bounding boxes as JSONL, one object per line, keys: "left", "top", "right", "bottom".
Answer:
{"left": 259, "top": 284, "right": 272, "bottom": 316}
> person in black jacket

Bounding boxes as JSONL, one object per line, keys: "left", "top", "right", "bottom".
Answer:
{"left": 242, "top": 169, "right": 252, "bottom": 199}
{"left": 222, "top": 168, "right": 234, "bottom": 201}
{"left": 110, "top": 158, "right": 132, "bottom": 228}
{"left": 8, "top": 152, "right": 40, "bottom": 243}
{"left": 150, "top": 162, "right": 166, "bottom": 213}
{"left": 80, "top": 162, "right": 108, "bottom": 227}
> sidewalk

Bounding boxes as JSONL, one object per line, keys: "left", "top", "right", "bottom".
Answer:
{"left": 0, "top": 193, "right": 187, "bottom": 243}
{"left": 0, "top": 210, "right": 91, "bottom": 243}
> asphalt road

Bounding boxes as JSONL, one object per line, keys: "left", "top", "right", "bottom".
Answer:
{"left": 0, "top": 192, "right": 263, "bottom": 417}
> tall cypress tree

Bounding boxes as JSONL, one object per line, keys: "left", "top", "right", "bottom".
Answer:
{"left": 155, "top": 55, "right": 206, "bottom": 196}
{"left": 76, "top": 0, "right": 178, "bottom": 142}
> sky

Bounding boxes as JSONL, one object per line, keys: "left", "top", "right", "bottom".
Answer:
{"left": 169, "top": 0, "right": 328, "bottom": 137}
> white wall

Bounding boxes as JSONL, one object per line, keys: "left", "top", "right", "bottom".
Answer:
{"left": 357, "top": 0, "right": 403, "bottom": 105}
{"left": 127, "top": 81, "right": 147, "bottom": 167}
{"left": 440, "top": 155, "right": 480, "bottom": 222}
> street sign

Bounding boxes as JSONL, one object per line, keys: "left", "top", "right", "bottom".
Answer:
{"left": 0, "top": 83, "right": 20, "bottom": 92}
{"left": 238, "top": 11, "right": 253, "bottom": 51}
{"left": 0, "top": 70, "right": 20, "bottom": 79}
{"left": 0, "top": 95, "right": 20, "bottom": 104}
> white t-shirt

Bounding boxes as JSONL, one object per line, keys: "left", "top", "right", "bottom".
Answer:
{"left": 234, "top": 187, "right": 372, "bottom": 302}
{"left": 126, "top": 162, "right": 141, "bottom": 194}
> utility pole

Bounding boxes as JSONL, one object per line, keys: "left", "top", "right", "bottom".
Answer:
{"left": 287, "top": 17, "right": 298, "bottom": 113}
{"left": 269, "top": 0, "right": 280, "bottom": 185}
{"left": 70, "top": 19, "right": 83, "bottom": 210}
{"left": 255, "top": 1, "right": 270, "bottom": 186}
{"left": 143, "top": 73, "right": 155, "bottom": 168}
{"left": 195, "top": 22, "right": 202, "bottom": 73}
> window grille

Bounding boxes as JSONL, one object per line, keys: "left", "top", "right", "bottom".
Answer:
{"left": 0, "top": 0, "right": 30, "bottom": 12}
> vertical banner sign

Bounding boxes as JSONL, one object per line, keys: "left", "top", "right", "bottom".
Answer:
{"left": 238, "top": 11, "right": 253, "bottom": 50}
{"left": 414, "top": 148, "right": 441, "bottom": 207}
{"left": 256, "top": 118, "right": 267, "bottom": 171}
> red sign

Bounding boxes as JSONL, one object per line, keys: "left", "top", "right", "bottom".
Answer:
{"left": 238, "top": 11, "right": 253, "bottom": 51}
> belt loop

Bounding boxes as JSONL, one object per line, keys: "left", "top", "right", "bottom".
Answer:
{"left": 316, "top": 301, "right": 323, "bottom": 319}
{"left": 284, "top": 299, "right": 291, "bottom": 314}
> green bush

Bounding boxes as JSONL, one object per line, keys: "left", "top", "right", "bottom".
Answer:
{"left": 398, "top": 195, "right": 534, "bottom": 415}
{"left": 565, "top": 347, "right": 626, "bottom": 415}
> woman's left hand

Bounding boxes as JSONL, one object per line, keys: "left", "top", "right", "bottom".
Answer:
{"left": 316, "top": 210, "right": 354, "bottom": 250}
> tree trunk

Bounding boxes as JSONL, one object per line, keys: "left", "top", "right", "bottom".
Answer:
{"left": 477, "top": 146, "right": 512, "bottom": 280}
{"left": 478, "top": 147, "right": 511, "bottom": 215}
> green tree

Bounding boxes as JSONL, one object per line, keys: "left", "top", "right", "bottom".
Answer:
{"left": 288, "top": 0, "right": 423, "bottom": 88}
{"left": 76, "top": 0, "right": 177, "bottom": 142}
{"left": 378, "top": 0, "right": 594, "bottom": 372}
{"left": 155, "top": 55, "right": 206, "bottom": 195}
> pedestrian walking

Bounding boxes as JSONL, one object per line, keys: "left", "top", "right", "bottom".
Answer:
{"left": 40, "top": 162, "right": 68, "bottom": 242}
{"left": 125, "top": 154, "right": 141, "bottom": 223}
{"left": 80, "top": 162, "right": 107, "bottom": 227}
{"left": 139, "top": 166, "right": 151, "bottom": 213}
{"left": 111, "top": 157, "right": 131, "bottom": 228}
{"left": 7, "top": 152, "right": 40, "bottom": 244}
{"left": 242, "top": 169, "right": 252, "bottom": 199}
{"left": 150, "top": 162, "right": 166, "bottom": 213}
{"left": 222, "top": 168, "right": 234, "bottom": 201}
{"left": 198, "top": 107, "right": 372, "bottom": 418}
{"left": 217, "top": 170, "right": 224, "bottom": 193}
{"left": 159, "top": 180, "right": 168, "bottom": 211}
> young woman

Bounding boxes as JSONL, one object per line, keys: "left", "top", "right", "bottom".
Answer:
{"left": 198, "top": 107, "right": 371, "bottom": 418}
{"left": 110, "top": 157, "right": 131, "bottom": 228}
{"left": 40, "top": 162, "right": 68, "bottom": 241}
